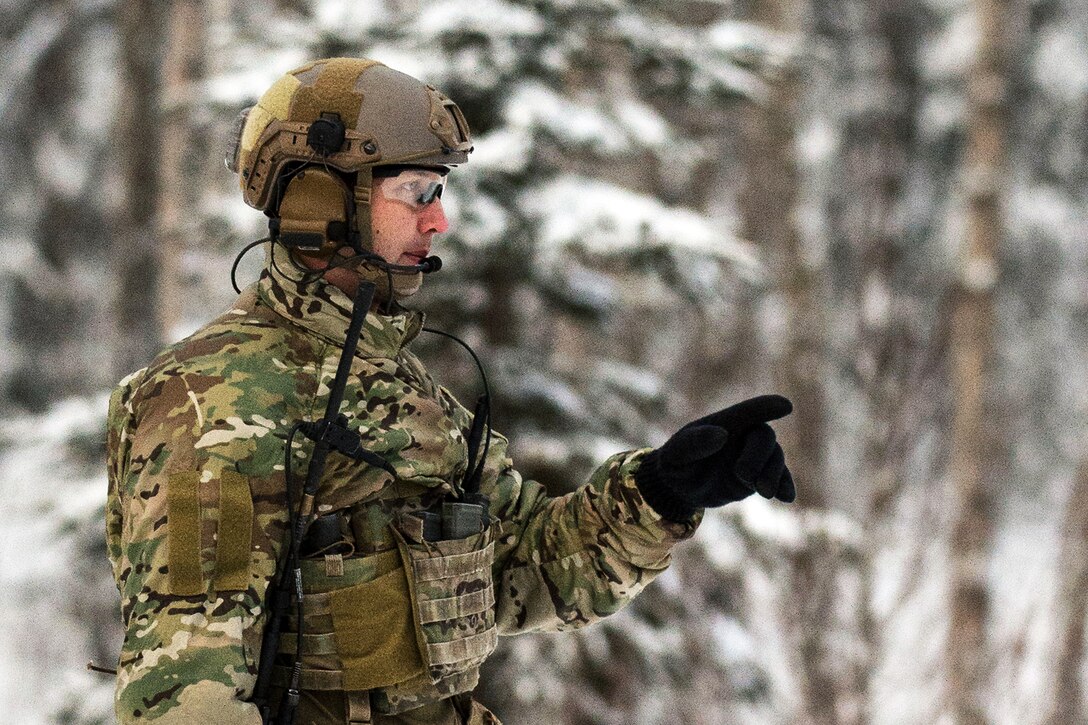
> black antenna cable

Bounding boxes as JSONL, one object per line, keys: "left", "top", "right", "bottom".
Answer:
{"left": 230, "top": 237, "right": 270, "bottom": 293}
{"left": 422, "top": 326, "right": 493, "bottom": 495}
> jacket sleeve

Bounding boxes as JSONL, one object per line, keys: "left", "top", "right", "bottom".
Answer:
{"left": 479, "top": 433, "right": 700, "bottom": 634}
{"left": 107, "top": 365, "right": 290, "bottom": 724}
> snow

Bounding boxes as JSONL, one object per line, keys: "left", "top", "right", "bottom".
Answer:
{"left": 610, "top": 13, "right": 791, "bottom": 100}
{"left": 5, "top": 0, "right": 1088, "bottom": 721}
{"left": 441, "top": 184, "right": 510, "bottom": 248}
{"left": 312, "top": 0, "right": 390, "bottom": 31}
{"left": 919, "top": 6, "right": 977, "bottom": 80}
{"left": 613, "top": 97, "right": 671, "bottom": 147}
{"left": 547, "top": 261, "right": 620, "bottom": 313}
{"left": 591, "top": 360, "right": 664, "bottom": 402}
{"left": 0, "top": 236, "right": 37, "bottom": 275}
{"left": 504, "top": 82, "right": 660, "bottom": 155}
{"left": 526, "top": 176, "right": 760, "bottom": 268}
{"left": 1009, "top": 183, "right": 1080, "bottom": 241}
{"left": 414, "top": 0, "right": 545, "bottom": 38}
{"left": 35, "top": 129, "right": 88, "bottom": 198}
{"left": 919, "top": 89, "right": 966, "bottom": 138}
{"left": 1032, "top": 28, "right": 1088, "bottom": 103}
{"left": 795, "top": 117, "right": 841, "bottom": 166}
{"left": 469, "top": 128, "right": 533, "bottom": 173}
{"left": 731, "top": 495, "right": 864, "bottom": 553}
{"left": 204, "top": 49, "right": 310, "bottom": 104}
{"left": 73, "top": 25, "right": 119, "bottom": 138}
{"left": 508, "top": 370, "right": 589, "bottom": 419}
{"left": 0, "top": 395, "right": 117, "bottom": 723}
{"left": 708, "top": 20, "right": 795, "bottom": 65}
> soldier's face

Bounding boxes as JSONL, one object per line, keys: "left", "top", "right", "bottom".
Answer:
{"left": 296, "top": 170, "right": 449, "bottom": 299}
{"left": 370, "top": 170, "right": 449, "bottom": 266}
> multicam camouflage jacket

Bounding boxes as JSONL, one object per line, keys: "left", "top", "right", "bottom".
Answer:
{"left": 106, "top": 247, "right": 698, "bottom": 723}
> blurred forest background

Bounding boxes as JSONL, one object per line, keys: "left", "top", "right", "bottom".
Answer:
{"left": 1, "top": 0, "right": 1086, "bottom": 723}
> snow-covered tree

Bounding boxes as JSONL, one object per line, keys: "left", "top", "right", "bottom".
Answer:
{"left": 4, "top": 0, "right": 1088, "bottom": 722}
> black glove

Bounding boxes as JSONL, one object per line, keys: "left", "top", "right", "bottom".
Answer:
{"left": 634, "top": 394, "right": 796, "bottom": 522}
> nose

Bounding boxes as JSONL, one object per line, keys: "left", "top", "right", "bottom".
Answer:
{"left": 417, "top": 198, "right": 449, "bottom": 235}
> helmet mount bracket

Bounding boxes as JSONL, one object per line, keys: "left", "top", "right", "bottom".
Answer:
{"left": 306, "top": 112, "right": 347, "bottom": 156}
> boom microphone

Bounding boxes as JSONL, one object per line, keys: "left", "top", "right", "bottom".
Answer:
{"left": 381, "top": 255, "right": 442, "bottom": 274}
{"left": 341, "top": 252, "right": 445, "bottom": 276}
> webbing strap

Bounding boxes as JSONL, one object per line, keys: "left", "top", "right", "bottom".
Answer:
{"left": 277, "top": 631, "right": 338, "bottom": 656}
{"left": 353, "top": 168, "right": 373, "bottom": 253}
{"left": 167, "top": 472, "right": 203, "bottom": 595}
{"left": 426, "top": 627, "right": 498, "bottom": 667}
{"left": 214, "top": 470, "right": 253, "bottom": 590}
{"left": 418, "top": 586, "right": 494, "bottom": 625}
{"left": 296, "top": 590, "right": 333, "bottom": 616}
{"left": 272, "top": 664, "right": 345, "bottom": 691}
{"left": 299, "top": 548, "right": 400, "bottom": 593}
{"left": 347, "top": 691, "right": 373, "bottom": 725}
{"left": 411, "top": 542, "right": 494, "bottom": 582}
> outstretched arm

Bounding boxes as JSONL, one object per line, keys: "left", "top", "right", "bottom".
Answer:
{"left": 478, "top": 395, "right": 796, "bottom": 635}
{"left": 481, "top": 440, "right": 697, "bottom": 634}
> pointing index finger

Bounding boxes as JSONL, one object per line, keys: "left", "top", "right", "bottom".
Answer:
{"left": 697, "top": 394, "right": 793, "bottom": 432}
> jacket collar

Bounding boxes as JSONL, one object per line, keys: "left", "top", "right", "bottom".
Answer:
{"left": 255, "top": 242, "right": 424, "bottom": 359}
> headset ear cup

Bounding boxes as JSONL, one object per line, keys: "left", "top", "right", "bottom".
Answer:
{"left": 276, "top": 167, "right": 354, "bottom": 253}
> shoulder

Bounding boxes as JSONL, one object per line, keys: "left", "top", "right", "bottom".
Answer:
{"left": 396, "top": 346, "right": 479, "bottom": 426}
{"left": 122, "top": 292, "right": 324, "bottom": 436}
{"left": 166, "top": 292, "right": 319, "bottom": 373}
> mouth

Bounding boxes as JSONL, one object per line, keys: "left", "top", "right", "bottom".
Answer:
{"left": 402, "top": 249, "right": 430, "bottom": 264}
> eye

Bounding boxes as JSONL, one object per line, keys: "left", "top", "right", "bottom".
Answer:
{"left": 396, "top": 179, "right": 421, "bottom": 197}
{"left": 378, "top": 171, "right": 445, "bottom": 208}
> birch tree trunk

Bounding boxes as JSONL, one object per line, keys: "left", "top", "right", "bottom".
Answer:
{"left": 739, "top": 0, "right": 851, "bottom": 721}
{"left": 946, "top": 0, "right": 1008, "bottom": 722}
{"left": 111, "top": 0, "right": 163, "bottom": 379}
{"left": 1044, "top": 462, "right": 1088, "bottom": 725}
{"left": 813, "top": 1, "right": 930, "bottom": 721}
{"left": 158, "top": 0, "right": 206, "bottom": 341}
{"left": 849, "top": 2, "right": 926, "bottom": 522}
{"left": 739, "top": 0, "right": 824, "bottom": 513}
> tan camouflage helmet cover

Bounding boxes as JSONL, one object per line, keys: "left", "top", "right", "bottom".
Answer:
{"left": 228, "top": 58, "right": 473, "bottom": 213}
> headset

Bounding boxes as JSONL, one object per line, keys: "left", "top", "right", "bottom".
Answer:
{"left": 231, "top": 112, "right": 443, "bottom": 294}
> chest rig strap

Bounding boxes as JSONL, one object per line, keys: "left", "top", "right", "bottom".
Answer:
{"left": 348, "top": 692, "right": 372, "bottom": 724}
{"left": 255, "top": 281, "right": 390, "bottom": 725}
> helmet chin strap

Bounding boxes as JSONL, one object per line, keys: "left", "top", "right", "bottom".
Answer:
{"left": 351, "top": 166, "right": 373, "bottom": 255}
{"left": 347, "top": 165, "right": 429, "bottom": 303}
{"left": 356, "top": 258, "right": 424, "bottom": 305}
{"left": 291, "top": 245, "right": 425, "bottom": 307}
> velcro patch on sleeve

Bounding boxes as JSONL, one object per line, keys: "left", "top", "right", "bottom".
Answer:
{"left": 214, "top": 470, "right": 254, "bottom": 591}
{"left": 166, "top": 470, "right": 256, "bottom": 595}
{"left": 167, "top": 471, "right": 204, "bottom": 596}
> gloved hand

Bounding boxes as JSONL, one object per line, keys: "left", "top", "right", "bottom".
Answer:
{"left": 634, "top": 394, "right": 796, "bottom": 522}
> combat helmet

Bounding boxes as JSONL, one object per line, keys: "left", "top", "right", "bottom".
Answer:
{"left": 227, "top": 58, "right": 472, "bottom": 259}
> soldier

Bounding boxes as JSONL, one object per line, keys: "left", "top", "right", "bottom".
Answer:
{"left": 105, "top": 58, "right": 796, "bottom": 725}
